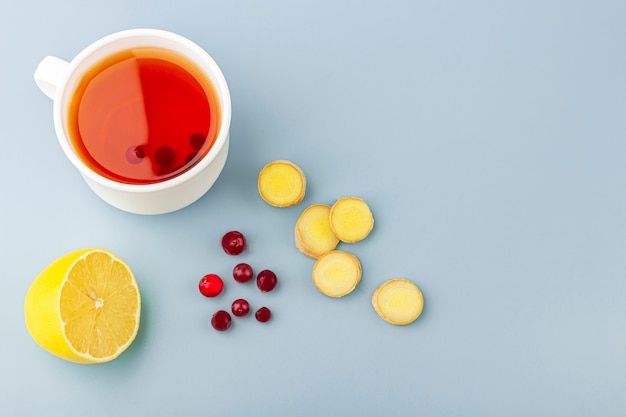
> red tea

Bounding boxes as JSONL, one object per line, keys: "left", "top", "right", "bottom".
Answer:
{"left": 68, "top": 47, "right": 221, "bottom": 184}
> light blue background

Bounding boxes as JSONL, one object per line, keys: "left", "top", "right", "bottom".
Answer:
{"left": 1, "top": 1, "right": 625, "bottom": 416}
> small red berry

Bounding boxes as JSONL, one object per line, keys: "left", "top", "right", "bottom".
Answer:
{"left": 185, "top": 151, "right": 199, "bottom": 165}
{"left": 155, "top": 145, "right": 175, "bottom": 166}
{"left": 233, "top": 263, "right": 254, "bottom": 283}
{"left": 199, "top": 274, "right": 224, "bottom": 297}
{"left": 231, "top": 298, "right": 250, "bottom": 317}
{"left": 211, "top": 310, "right": 232, "bottom": 331}
{"left": 255, "top": 307, "right": 272, "bottom": 323}
{"left": 221, "top": 231, "right": 247, "bottom": 255}
{"left": 126, "top": 145, "right": 145, "bottom": 164}
{"left": 256, "top": 269, "right": 277, "bottom": 292}
{"left": 189, "top": 133, "right": 206, "bottom": 150}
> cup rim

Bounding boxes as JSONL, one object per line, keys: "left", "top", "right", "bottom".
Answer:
{"left": 52, "top": 28, "right": 232, "bottom": 193}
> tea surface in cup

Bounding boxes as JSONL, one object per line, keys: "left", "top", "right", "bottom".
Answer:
{"left": 67, "top": 47, "right": 221, "bottom": 184}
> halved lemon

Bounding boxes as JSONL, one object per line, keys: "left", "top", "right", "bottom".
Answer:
{"left": 24, "top": 248, "right": 141, "bottom": 364}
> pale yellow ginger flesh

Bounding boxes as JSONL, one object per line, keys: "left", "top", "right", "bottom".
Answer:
{"left": 329, "top": 197, "right": 374, "bottom": 243}
{"left": 312, "top": 250, "right": 362, "bottom": 297}
{"left": 258, "top": 160, "right": 306, "bottom": 207}
{"left": 295, "top": 204, "right": 339, "bottom": 258}
{"left": 372, "top": 279, "right": 423, "bottom": 325}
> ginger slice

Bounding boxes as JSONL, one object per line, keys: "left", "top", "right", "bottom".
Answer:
{"left": 329, "top": 197, "right": 374, "bottom": 243}
{"left": 258, "top": 160, "right": 306, "bottom": 207}
{"left": 372, "top": 279, "right": 423, "bottom": 325}
{"left": 295, "top": 204, "right": 339, "bottom": 258}
{"left": 312, "top": 250, "right": 362, "bottom": 297}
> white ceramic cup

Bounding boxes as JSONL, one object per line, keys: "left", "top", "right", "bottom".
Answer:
{"left": 34, "top": 28, "right": 231, "bottom": 215}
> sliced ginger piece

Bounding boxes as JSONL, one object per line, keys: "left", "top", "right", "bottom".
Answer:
{"left": 295, "top": 204, "right": 339, "bottom": 258}
{"left": 329, "top": 197, "right": 374, "bottom": 243}
{"left": 312, "top": 250, "right": 362, "bottom": 297}
{"left": 258, "top": 160, "right": 306, "bottom": 207}
{"left": 372, "top": 279, "right": 423, "bottom": 325}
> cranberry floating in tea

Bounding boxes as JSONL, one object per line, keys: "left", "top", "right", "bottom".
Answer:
{"left": 125, "top": 145, "right": 145, "bottom": 164}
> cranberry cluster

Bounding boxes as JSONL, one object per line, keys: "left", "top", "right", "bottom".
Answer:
{"left": 198, "top": 231, "right": 276, "bottom": 331}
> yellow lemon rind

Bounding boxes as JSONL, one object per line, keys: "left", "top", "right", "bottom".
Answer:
{"left": 24, "top": 248, "right": 141, "bottom": 364}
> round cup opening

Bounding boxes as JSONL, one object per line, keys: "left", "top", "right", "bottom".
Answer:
{"left": 53, "top": 29, "right": 231, "bottom": 193}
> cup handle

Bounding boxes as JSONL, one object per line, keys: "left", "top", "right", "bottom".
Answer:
{"left": 34, "top": 56, "right": 70, "bottom": 100}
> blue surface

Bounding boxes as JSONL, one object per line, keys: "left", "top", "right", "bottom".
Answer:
{"left": 1, "top": 1, "right": 625, "bottom": 416}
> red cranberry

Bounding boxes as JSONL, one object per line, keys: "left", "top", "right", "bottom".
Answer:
{"left": 126, "top": 145, "right": 145, "bottom": 164}
{"left": 221, "top": 231, "right": 247, "bottom": 255}
{"left": 185, "top": 152, "right": 199, "bottom": 165}
{"left": 198, "top": 274, "right": 224, "bottom": 297}
{"left": 154, "top": 145, "right": 175, "bottom": 166}
{"left": 256, "top": 269, "right": 277, "bottom": 292}
{"left": 157, "top": 164, "right": 181, "bottom": 177}
{"left": 255, "top": 307, "right": 272, "bottom": 323}
{"left": 211, "top": 310, "right": 232, "bottom": 331}
{"left": 189, "top": 133, "right": 207, "bottom": 150}
{"left": 231, "top": 298, "right": 250, "bottom": 317}
{"left": 233, "top": 263, "right": 254, "bottom": 283}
